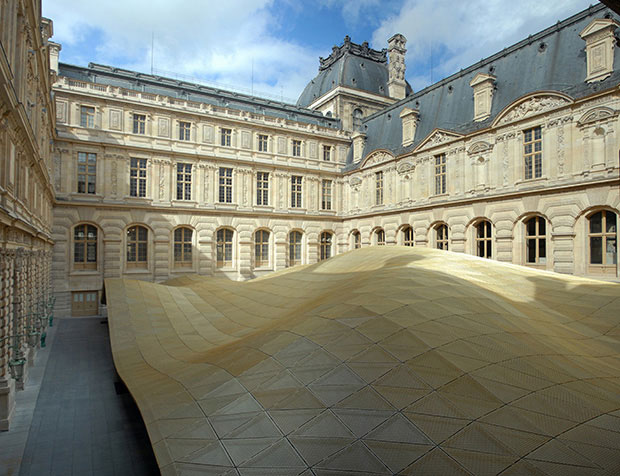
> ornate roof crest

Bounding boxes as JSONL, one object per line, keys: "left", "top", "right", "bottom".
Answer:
{"left": 319, "top": 37, "right": 387, "bottom": 71}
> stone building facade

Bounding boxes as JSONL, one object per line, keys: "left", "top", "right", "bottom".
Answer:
{"left": 1, "top": 1, "right": 620, "bottom": 430}
{"left": 0, "top": 0, "right": 56, "bottom": 430}
{"left": 49, "top": 4, "right": 620, "bottom": 322}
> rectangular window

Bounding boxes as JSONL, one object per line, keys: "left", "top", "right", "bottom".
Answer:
{"left": 323, "top": 145, "right": 331, "bottom": 162}
{"left": 291, "top": 175, "right": 302, "bottom": 208}
{"left": 256, "top": 172, "right": 269, "bottom": 206}
{"left": 435, "top": 154, "right": 446, "bottom": 195}
{"left": 80, "top": 106, "right": 95, "bottom": 128}
{"left": 77, "top": 152, "right": 96, "bottom": 194}
{"left": 321, "top": 179, "right": 332, "bottom": 210}
{"left": 258, "top": 134, "right": 268, "bottom": 152}
{"left": 176, "top": 163, "right": 192, "bottom": 200}
{"left": 221, "top": 128, "right": 232, "bottom": 146}
{"left": 376, "top": 171, "right": 383, "bottom": 205}
{"left": 524, "top": 126, "right": 542, "bottom": 180}
{"left": 133, "top": 113, "right": 146, "bottom": 134}
{"left": 219, "top": 167, "right": 233, "bottom": 203}
{"left": 179, "top": 121, "right": 191, "bottom": 141}
{"left": 292, "top": 139, "right": 302, "bottom": 157}
{"left": 129, "top": 158, "right": 147, "bottom": 197}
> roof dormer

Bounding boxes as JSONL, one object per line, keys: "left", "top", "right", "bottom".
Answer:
{"left": 469, "top": 73, "right": 496, "bottom": 121}
{"left": 580, "top": 18, "right": 620, "bottom": 83}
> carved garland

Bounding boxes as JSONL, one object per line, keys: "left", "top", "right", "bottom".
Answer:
{"left": 496, "top": 94, "right": 571, "bottom": 126}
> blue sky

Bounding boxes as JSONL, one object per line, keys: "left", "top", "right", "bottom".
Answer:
{"left": 43, "top": 0, "right": 595, "bottom": 103}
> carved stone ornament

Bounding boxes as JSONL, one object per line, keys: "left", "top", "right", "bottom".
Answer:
{"left": 496, "top": 94, "right": 571, "bottom": 126}
{"left": 417, "top": 129, "right": 463, "bottom": 151}
{"left": 396, "top": 161, "right": 415, "bottom": 174}
{"left": 362, "top": 150, "right": 394, "bottom": 168}
{"left": 577, "top": 107, "right": 618, "bottom": 126}
{"left": 349, "top": 176, "right": 362, "bottom": 188}
{"left": 467, "top": 141, "right": 493, "bottom": 155}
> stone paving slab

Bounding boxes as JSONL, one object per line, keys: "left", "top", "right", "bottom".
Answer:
{"left": 0, "top": 317, "right": 158, "bottom": 476}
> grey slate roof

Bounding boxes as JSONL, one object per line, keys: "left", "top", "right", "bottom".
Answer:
{"left": 58, "top": 63, "right": 341, "bottom": 129}
{"left": 345, "top": 3, "right": 620, "bottom": 170}
{"left": 297, "top": 37, "right": 412, "bottom": 107}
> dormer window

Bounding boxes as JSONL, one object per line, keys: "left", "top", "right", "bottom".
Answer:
{"left": 469, "top": 73, "right": 496, "bottom": 121}
{"left": 580, "top": 18, "right": 620, "bottom": 82}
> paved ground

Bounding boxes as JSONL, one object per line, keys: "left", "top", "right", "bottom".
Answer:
{"left": 0, "top": 317, "right": 159, "bottom": 476}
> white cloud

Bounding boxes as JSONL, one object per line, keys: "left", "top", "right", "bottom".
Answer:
{"left": 43, "top": 0, "right": 320, "bottom": 102}
{"left": 372, "top": 0, "right": 594, "bottom": 91}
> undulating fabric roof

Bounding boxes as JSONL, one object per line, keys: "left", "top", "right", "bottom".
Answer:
{"left": 106, "top": 247, "right": 620, "bottom": 475}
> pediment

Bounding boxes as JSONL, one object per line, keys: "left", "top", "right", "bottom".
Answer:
{"left": 397, "top": 161, "right": 415, "bottom": 174}
{"left": 580, "top": 18, "right": 620, "bottom": 39}
{"left": 493, "top": 92, "right": 573, "bottom": 127}
{"left": 577, "top": 106, "right": 618, "bottom": 126}
{"left": 361, "top": 150, "right": 394, "bottom": 169}
{"left": 467, "top": 141, "right": 493, "bottom": 155}
{"left": 415, "top": 128, "right": 463, "bottom": 151}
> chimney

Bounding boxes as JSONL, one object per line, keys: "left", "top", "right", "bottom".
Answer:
{"left": 388, "top": 34, "right": 407, "bottom": 100}
{"left": 351, "top": 131, "right": 366, "bottom": 162}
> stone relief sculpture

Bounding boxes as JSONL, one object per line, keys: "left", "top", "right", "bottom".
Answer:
{"left": 497, "top": 95, "right": 571, "bottom": 125}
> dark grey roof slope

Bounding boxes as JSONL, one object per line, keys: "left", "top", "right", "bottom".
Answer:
{"left": 58, "top": 63, "right": 341, "bottom": 129}
{"left": 297, "top": 37, "right": 412, "bottom": 107}
{"left": 346, "top": 4, "right": 620, "bottom": 170}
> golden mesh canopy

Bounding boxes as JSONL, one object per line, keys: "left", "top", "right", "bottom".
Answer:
{"left": 105, "top": 247, "right": 620, "bottom": 475}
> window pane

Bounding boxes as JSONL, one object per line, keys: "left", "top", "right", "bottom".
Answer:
{"left": 138, "top": 227, "right": 147, "bottom": 241}
{"left": 174, "top": 244, "right": 182, "bottom": 261}
{"left": 538, "top": 218, "right": 545, "bottom": 235}
{"left": 590, "top": 212, "right": 602, "bottom": 234}
{"left": 74, "top": 243, "right": 84, "bottom": 262}
{"left": 138, "top": 243, "right": 147, "bottom": 262}
{"left": 526, "top": 239, "right": 536, "bottom": 263}
{"left": 606, "top": 211, "right": 617, "bottom": 233}
{"left": 607, "top": 237, "right": 617, "bottom": 265}
{"left": 590, "top": 237, "right": 602, "bottom": 264}
{"left": 539, "top": 238, "right": 546, "bottom": 260}
{"left": 127, "top": 242, "right": 136, "bottom": 262}
{"left": 86, "top": 243, "right": 97, "bottom": 262}
{"left": 526, "top": 218, "right": 536, "bottom": 236}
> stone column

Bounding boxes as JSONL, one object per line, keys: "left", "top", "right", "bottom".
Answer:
{"left": 12, "top": 249, "right": 28, "bottom": 390}
{"left": 0, "top": 250, "right": 16, "bottom": 431}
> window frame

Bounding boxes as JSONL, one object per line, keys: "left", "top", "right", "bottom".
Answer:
{"left": 289, "top": 231, "right": 303, "bottom": 266}
{"left": 436, "top": 224, "right": 449, "bottom": 250}
{"left": 434, "top": 154, "right": 447, "bottom": 195}
{"left": 319, "top": 231, "right": 333, "bottom": 261}
{"left": 352, "top": 230, "right": 361, "bottom": 249}
{"left": 132, "top": 113, "right": 146, "bottom": 135}
{"left": 216, "top": 228, "right": 234, "bottom": 268}
{"left": 221, "top": 128, "right": 232, "bottom": 147}
{"left": 219, "top": 167, "right": 233, "bottom": 203}
{"left": 173, "top": 227, "right": 193, "bottom": 268}
{"left": 292, "top": 139, "right": 302, "bottom": 157}
{"left": 475, "top": 220, "right": 493, "bottom": 259}
{"left": 73, "top": 224, "right": 98, "bottom": 270}
{"left": 254, "top": 229, "right": 270, "bottom": 268}
{"left": 523, "top": 126, "right": 542, "bottom": 180}
{"left": 80, "top": 106, "right": 95, "bottom": 128}
{"left": 126, "top": 225, "right": 148, "bottom": 269}
{"left": 321, "top": 179, "right": 332, "bottom": 211}
{"left": 525, "top": 216, "right": 547, "bottom": 266}
{"left": 375, "top": 228, "right": 385, "bottom": 246}
{"left": 587, "top": 210, "right": 617, "bottom": 273}
{"left": 376, "top": 171, "right": 384, "bottom": 205}
{"left": 402, "top": 226, "right": 414, "bottom": 246}
{"left": 179, "top": 121, "right": 191, "bottom": 141}
{"left": 258, "top": 134, "right": 268, "bottom": 152}
{"left": 291, "top": 175, "right": 303, "bottom": 208}
{"left": 176, "top": 163, "right": 192, "bottom": 200}
{"left": 77, "top": 152, "right": 96, "bottom": 194}
{"left": 129, "top": 158, "right": 147, "bottom": 198}
{"left": 323, "top": 145, "right": 331, "bottom": 162}
{"left": 256, "top": 171, "right": 269, "bottom": 206}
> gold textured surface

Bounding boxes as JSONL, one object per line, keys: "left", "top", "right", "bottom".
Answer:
{"left": 105, "top": 247, "right": 620, "bottom": 475}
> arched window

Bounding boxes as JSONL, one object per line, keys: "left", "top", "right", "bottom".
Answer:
{"left": 74, "top": 224, "right": 97, "bottom": 269}
{"left": 352, "top": 108, "right": 363, "bottom": 131}
{"left": 320, "top": 232, "right": 332, "bottom": 261}
{"left": 375, "top": 228, "right": 385, "bottom": 246}
{"left": 352, "top": 231, "right": 361, "bottom": 249}
{"left": 402, "top": 226, "right": 414, "bottom": 246}
{"left": 174, "top": 227, "right": 192, "bottom": 267}
{"left": 289, "top": 231, "right": 303, "bottom": 266}
{"left": 255, "top": 230, "right": 270, "bottom": 268}
{"left": 127, "top": 225, "right": 148, "bottom": 268}
{"left": 588, "top": 210, "right": 617, "bottom": 272}
{"left": 475, "top": 220, "right": 492, "bottom": 258}
{"left": 436, "top": 224, "right": 449, "bottom": 250}
{"left": 525, "top": 216, "right": 546, "bottom": 265}
{"left": 216, "top": 228, "right": 234, "bottom": 268}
